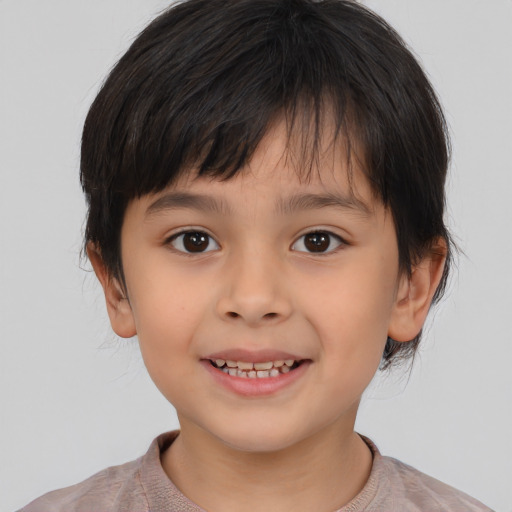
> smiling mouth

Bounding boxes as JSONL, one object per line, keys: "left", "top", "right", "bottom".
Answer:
{"left": 210, "top": 359, "right": 303, "bottom": 378}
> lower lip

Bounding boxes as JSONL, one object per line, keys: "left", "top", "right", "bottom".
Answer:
{"left": 201, "top": 360, "right": 311, "bottom": 397}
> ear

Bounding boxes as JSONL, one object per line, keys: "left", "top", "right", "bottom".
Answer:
{"left": 388, "top": 238, "right": 447, "bottom": 342}
{"left": 87, "top": 243, "right": 137, "bottom": 338}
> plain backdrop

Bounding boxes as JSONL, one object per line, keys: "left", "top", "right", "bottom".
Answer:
{"left": 1, "top": 1, "right": 511, "bottom": 511}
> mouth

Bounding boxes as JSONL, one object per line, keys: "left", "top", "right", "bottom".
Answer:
{"left": 203, "top": 353, "right": 311, "bottom": 396}
{"left": 209, "top": 358, "right": 303, "bottom": 378}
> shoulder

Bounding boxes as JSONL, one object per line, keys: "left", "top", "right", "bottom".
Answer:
{"left": 350, "top": 435, "right": 493, "bottom": 512}
{"left": 17, "top": 431, "right": 187, "bottom": 512}
{"left": 377, "top": 453, "right": 493, "bottom": 511}
{"left": 18, "top": 456, "right": 147, "bottom": 512}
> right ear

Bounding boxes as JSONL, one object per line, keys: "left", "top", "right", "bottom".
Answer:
{"left": 87, "top": 243, "right": 137, "bottom": 338}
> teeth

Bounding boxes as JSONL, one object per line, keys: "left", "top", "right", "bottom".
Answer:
{"left": 236, "top": 361, "right": 254, "bottom": 370}
{"left": 254, "top": 361, "right": 273, "bottom": 370}
{"left": 213, "top": 359, "right": 297, "bottom": 369}
{"left": 213, "top": 358, "right": 301, "bottom": 377}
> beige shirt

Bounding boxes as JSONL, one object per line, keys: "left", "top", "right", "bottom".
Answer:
{"left": 19, "top": 431, "right": 492, "bottom": 512}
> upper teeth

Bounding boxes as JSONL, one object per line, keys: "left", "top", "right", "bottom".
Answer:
{"left": 214, "top": 359, "right": 296, "bottom": 370}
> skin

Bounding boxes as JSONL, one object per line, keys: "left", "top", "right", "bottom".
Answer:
{"left": 90, "top": 121, "right": 446, "bottom": 511}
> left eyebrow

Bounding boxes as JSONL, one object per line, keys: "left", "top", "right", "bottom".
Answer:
{"left": 276, "top": 192, "right": 372, "bottom": 216}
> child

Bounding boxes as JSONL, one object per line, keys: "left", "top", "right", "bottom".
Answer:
{"left": 20, "top": 0, "right": 493, "bottom": 510}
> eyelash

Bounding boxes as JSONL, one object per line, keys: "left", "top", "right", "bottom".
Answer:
{"left": 165, "top": 229, "right": 348, "bottom": 256}
{"left": 291, "top": 231, "right": 346, "bottom": 255}
{"left": 165, "top": 230, "right": 220, "bottom": 256}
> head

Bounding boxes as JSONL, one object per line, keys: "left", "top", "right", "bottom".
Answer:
{"left": 82, "top": 0, "right": 451, "bottom": 448}
{"left": 82, "top": 0, "right": 451, "bottom": 370}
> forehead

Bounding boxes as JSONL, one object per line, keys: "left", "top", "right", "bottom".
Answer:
{"left": 144, "top": 118, "right": 377, "bottom": 215}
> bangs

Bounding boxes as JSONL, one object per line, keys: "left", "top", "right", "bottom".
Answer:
{"left": 81, "top": 0, "right": 364, "bottom": 198}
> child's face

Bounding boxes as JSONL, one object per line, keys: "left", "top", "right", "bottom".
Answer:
{"left": 112, "top": 121, "right": 409, "bottom": 452}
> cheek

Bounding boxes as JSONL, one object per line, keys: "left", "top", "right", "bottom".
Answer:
{"left": 123, "top": 260, "right": 211, "bottom": 385}
{"left": 302, "top": 257, "right": 396, "bottom": 377}
{"left": 310, "top": 264, "right": 396, "bottom": 337}
{"left": 131, "top": 283, "right": 190, "bottom": 338}
{"left": 126, "top": 249, "right": 205, "bottom": 331}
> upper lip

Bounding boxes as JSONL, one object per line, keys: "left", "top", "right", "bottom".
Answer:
{"left": 204, "top": 349, "right": 306, "bottom": 363}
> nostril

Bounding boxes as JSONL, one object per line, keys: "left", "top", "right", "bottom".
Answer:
{"left": 264, "top": 312, "right": 278, "bottom": 319}
{"left": 227, "top": 311, "right": 239, "bottom": 318}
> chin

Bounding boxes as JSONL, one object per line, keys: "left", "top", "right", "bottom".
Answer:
{"left": 221, "top": 435, "right": 298, "bottom": 454}
{"left": 210, "top": 420, "right": 313, "bottom": 454}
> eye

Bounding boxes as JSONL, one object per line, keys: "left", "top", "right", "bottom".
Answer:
{"left": 291, "top": 231, "right": 345, "bottom": 254}
{"left": 168, "top": 231, "right": 220, "bottom": 254}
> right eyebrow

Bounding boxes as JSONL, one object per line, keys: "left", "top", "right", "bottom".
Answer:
{"left": 145, "top": 192, "right": 233, "bottom": 218}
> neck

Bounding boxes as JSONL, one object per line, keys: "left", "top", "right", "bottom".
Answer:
{"left": 161, "top": 415, "right": 373, "bottom": 512}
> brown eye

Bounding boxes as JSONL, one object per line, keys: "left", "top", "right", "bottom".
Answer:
{"left": 305, "top": 232, "right": 330, "bottom": 252}
{"left": 169, "top": 231, "right": 219, "bottom": 253}
{"left": 292, "top": 231, "right": 344, "bottom": 254}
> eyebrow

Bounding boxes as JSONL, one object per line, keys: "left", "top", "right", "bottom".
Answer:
{"left": 146, "top": 192, "right": 233, "bottom": 217}
{"left": 145, "top": 191, "right": 371, "bottom": 218}
{"left": 276, "top": 192, "right": 371, "bottom": 216}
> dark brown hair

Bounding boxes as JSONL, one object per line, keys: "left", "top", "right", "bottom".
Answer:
{"left": 81, "top": 0, "right": 452, "bottom": 369}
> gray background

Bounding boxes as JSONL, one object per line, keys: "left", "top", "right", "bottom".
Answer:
{"left": 1, "top": 1, "right": 511, "bottom": 510}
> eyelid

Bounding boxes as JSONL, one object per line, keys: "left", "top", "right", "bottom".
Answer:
{"left": 291, "top": 229, "right": 348, "bottom": 255}
{"left": 165, "top": 229, "right": 220, "bottom": 255}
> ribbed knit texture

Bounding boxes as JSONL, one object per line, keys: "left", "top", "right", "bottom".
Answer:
{"left": 19, "top": 431, "right": 492, "bottom": 511}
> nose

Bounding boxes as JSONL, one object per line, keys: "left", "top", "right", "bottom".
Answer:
{"left": 216, "top": 248, "right": 293, "bottom": 327}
